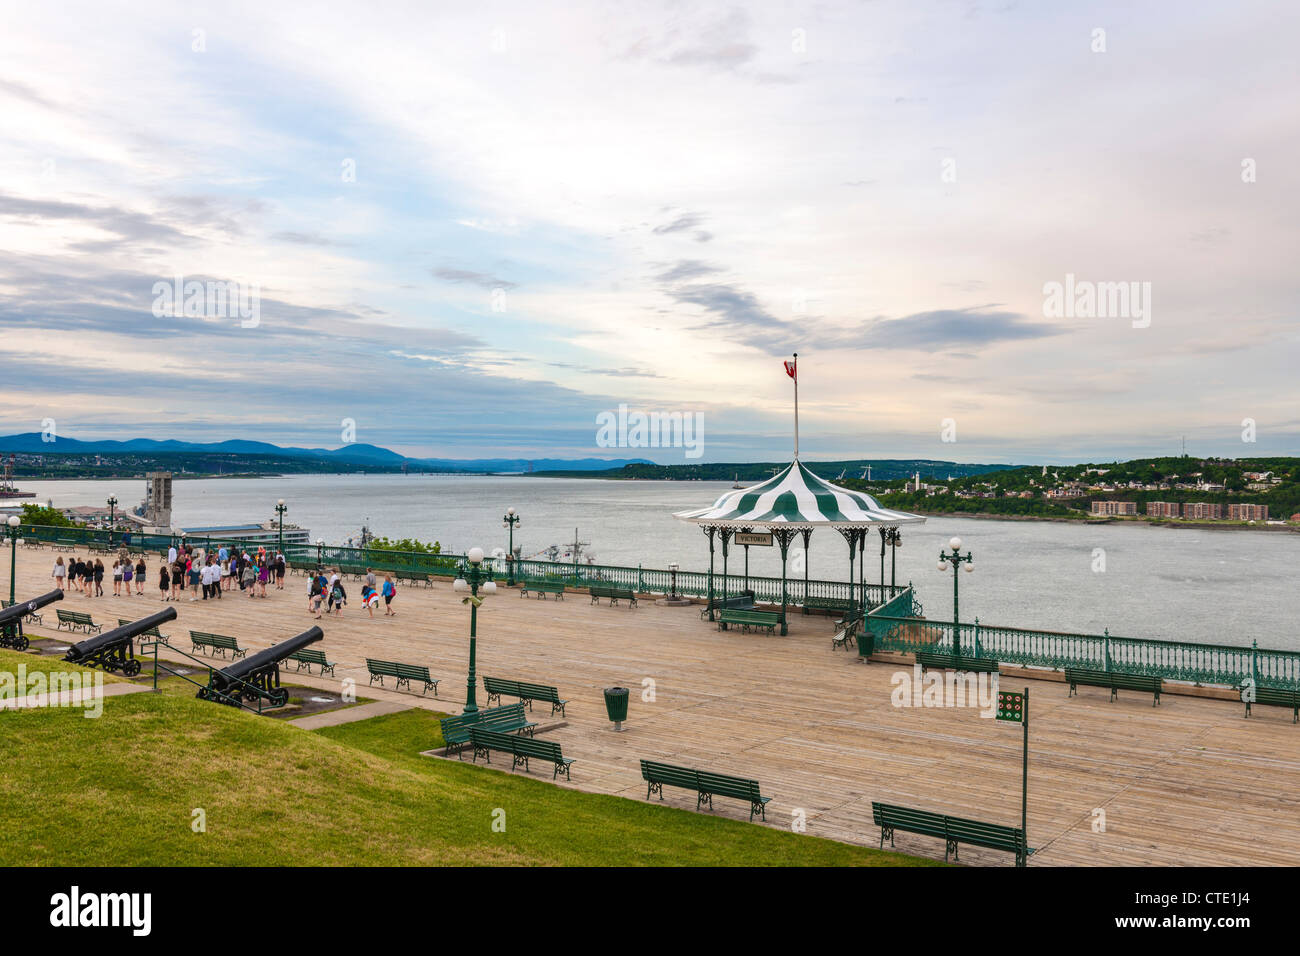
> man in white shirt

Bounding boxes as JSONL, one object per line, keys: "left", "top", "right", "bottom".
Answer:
{"left": 168, "top": 545, "right": 177, "bottom": 565}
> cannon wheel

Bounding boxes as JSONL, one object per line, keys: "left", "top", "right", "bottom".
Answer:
{"left": 11, "top": 635, "right": 28, "bottom": 652}
{"left": 122, "top": 659, "right": 142, "bottom": 677}
{"left": 269, "top": 688, "right": 290, "bottom": 709}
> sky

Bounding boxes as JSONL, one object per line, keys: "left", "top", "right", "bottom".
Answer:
{"left": 0, "top": 0, "right": 1296, "bottom": 465}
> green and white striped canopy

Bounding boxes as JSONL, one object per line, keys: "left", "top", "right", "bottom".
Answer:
{"left": 674, "top": 461, "right": 926, "bottom": 529}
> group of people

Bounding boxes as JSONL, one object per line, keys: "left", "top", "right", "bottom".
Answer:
{"left": 50, "top": 554, "right": 148, "bottom": 598}
{"left": 51, "top": 546, "right": 402, "bottom": 623}
{"left": 51, "top": 543, "right": 290, "bottom": 603}
{"left": 307, "top": 567, "right": 396, "bottom": 619}
{"left": 157, "top": 543, "right": 287, "bottom": 602}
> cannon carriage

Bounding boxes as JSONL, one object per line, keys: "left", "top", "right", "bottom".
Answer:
{"left": 0, "top": 589, "right": 64, "bottom": 652}
{"left": 63, "top": 607, "right": 177, "bottom": 677}
{"left": 196, "top": 626, "right": 324, "bottom": 709}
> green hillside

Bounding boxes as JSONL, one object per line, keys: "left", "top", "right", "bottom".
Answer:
{"left": 0, "top": 650, "right": 935, "bottom": 867}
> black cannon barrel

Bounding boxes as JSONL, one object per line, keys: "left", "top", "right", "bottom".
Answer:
{"left": 64, "top": 606, "right": 178, "bottom": 664}
{"left": 210, "top": 626, "right": 324, "bottom": 691}
{"left": 0, "top": 589, "right": 63, "bottom": 628}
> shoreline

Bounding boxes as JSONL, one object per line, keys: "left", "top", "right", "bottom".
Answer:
{"left": 906, "top": 510, "right": 1297, "bottom": 532}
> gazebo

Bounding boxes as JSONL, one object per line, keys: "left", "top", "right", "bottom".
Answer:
{"left": 673, "top": 353, "right": 925, "bottom": 635}
{"left": 674, "top": 460, "right": 926, "bottom": 634}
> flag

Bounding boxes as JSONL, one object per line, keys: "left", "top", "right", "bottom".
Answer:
{"left": 784, "top": 359, "right": 797, "bottom": 380}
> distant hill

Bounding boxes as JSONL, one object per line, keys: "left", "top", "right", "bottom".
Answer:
{"left": 0, "top": 433, "right": 651, "bottom": 474}
{"left": 532, "top": 459, "right": 1021, "bottom": 481}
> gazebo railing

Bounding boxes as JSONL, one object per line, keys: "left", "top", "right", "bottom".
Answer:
{"left": 863, "top": 595, "right": 1300, "bottom": 690}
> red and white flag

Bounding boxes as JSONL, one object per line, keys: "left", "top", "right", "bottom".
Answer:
{"left": 783, "top": 359, "right": 797, "bottom": 380}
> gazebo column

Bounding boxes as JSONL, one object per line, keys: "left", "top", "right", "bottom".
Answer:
{"left": 702, "top": 526, "right": 717, "bottom": 621}
{"left": 878, "top": 527, "right": 888, "bottom": 596}
{"left": 740, "top": 526, "right": 753, "bottom": 595}
{"left": 719, "top": 527, "right": 733, "bottom": 610}
{"left": 838, "top": 528, "right": 862, "bottom": 622}
{"left": 772, "top": 528, "right": 798, "bottom": 636}
{"left": 858, "top": 530, "right": 867, "bottom": 616}
{"left": 800, "top": 528, "right": 812, "bottom": 612}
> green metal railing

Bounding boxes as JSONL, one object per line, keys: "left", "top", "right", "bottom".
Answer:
{"left": 15, "top": 524, "right": 901, "bottom": 608}
{"left": 862, "top": 590, "right": 1300, "bottom": 690}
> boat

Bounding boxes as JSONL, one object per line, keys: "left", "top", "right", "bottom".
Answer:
{"left": 731, "top": 473, "right": 743, "bottom": 489}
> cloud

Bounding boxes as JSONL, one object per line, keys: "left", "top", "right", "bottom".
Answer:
{"left": 654, "top": 260, "right": 722, "bottom": 283}
{"left": 431, "top": 267, "right": 517, "bottom": 290}
{"left": 838, "top": 308, "right": 1063, "bottom": 351}
{"left": 273, "top": 231, "right": 342, "bottom": 246}
{"left": 652, "top": 212, "right": 705, "bottom": 236}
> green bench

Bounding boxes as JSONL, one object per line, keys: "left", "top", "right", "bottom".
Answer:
{"left": 520, "top": 580, "right": 565, "bottom": 600}
{"left": 119, "top": 618, "right": 170, "bottom": 645}
{"left": 804, "top": 596, "right": 853, "bottom": 621}
{"left": 189, "top": 630, "right": 246, "bottom": 659}
{"left": 440, "top": 703, "right": 537, "bottom": 758}
{"left": 589, "top": 584, "right": 637, "bottom": 608}
{"left": 1065, "top": 667, "right": 1162, "bottom": 706}
{"left": 2, "top": 599, "right": 42, "bottom": 625}
{"left": 640, "top": 759, "right": 771, "bottom": 822}
{"left": 873, "top": 801, "right": 1026, "bottom": 866}
{"left": 483, "top": 676, "right": 569, "bottom": 716}
{"left": 699, "top": 593, "right": 755, "bottom": 619}
{"left": 395, "top": 570, "right": 432, "bottom": 588}
{"left": 832, "top": 619, "right": 858, "bottom": 652}
{"left": 469, "top": 728, "right": 574, "bottom": 780}
{"left": 285, "top": 647, "right": 336, "bottom": 676}
{"left": 1242, "top": 685, "right": 1300, "bottom": 723}
{"left": 365, "top": 658, "right": 440, "bottom": 695}
{"left": 56, "top": 609, "right": 101, "bottom": 634}
{"left": 717, "top": 608, "right": 780, "bottom": 634}
{"left": 914, "top": 650, "right": 1000, "bottom": 674}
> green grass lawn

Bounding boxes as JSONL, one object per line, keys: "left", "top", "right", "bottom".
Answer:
{"left": 0, "top": 650, "right": 939, "bottom": 866}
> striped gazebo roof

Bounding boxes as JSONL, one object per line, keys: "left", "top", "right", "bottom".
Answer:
{"left": 674, "top": 461, "right": 926, "bottom": 529}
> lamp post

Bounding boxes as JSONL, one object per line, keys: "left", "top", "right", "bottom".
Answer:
{"left": 669, "top": 562, "right": 680, "bottom": 600}
{"left": 937, "top": 536, "right": 974, "bottom": 654}
{"left": 315, "top": 538, "right": 324, "bottom": 571}
{"left": 106, "top": 495, "right": 118, "bottom": 548}
{"left": 886, "top": 528, "right": 902, "bottom": 593}
{"left": 502, "top": 507, "right": 520, "bottom": 586}
{"left": 6, "top": 515, "right": 20, "bottom": 604}
{"left": 454, "top": 547, "right": 497, "bottom": 713}
{"left": 275, "top": 499, "right": 287, "bottom": 555}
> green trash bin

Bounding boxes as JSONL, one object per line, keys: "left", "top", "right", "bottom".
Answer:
{"left": 603, "top": 686, "right": 629, "bottom": 731}
{"left": 858, "top": 630, "right": 875, "bottom": 658}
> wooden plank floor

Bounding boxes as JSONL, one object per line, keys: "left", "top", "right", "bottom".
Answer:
{"left": 13, "top": 548, "right": 1300, "bottom": 866}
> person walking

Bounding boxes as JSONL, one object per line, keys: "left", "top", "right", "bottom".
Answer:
{"left": 382, "top": 574, "right": 396, "bottom": 616}
{"left": 188, "top": 555, "right": 201, "bottom": 602}
{"left": 135, "top": 557, "right": 147, "bottom": 595}
{"left": 329, "top": 577, "right": 346, "bottom": 615}
{"left": 241, "top": 561, "right": 256, "bottom": 596}
{"left": 112, "top": 560, "right": 123, "bottom": 596}
{"left": 257, "top": 558, "right": 270, "bottom": 598}
{"left": 275, "top": 552, "right": 286, "bottom": 589}
{"left": 120, "top": 558, "right": 131, "bottom": 596}
{"left": 93, "top": 559, "right": 105, "bottom": 597}
{"left": 308, "top": 573, "right": 324, "bottom": 618}
{"left": 158, "top": 562, "right": 170, "bottom": 601}
{"left": 52, "top": 556, "right": 66, "bottom": 590}
{"left": 171, "top": 560, "right": 183, "bottom": 601}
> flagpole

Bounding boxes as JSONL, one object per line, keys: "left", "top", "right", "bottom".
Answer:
{"left": 792, "top": 352, "right": 799, "bottom": 460}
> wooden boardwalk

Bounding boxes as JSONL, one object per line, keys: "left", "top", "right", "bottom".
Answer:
{"left": 12, "top": 549, "right": 1300, "bottom": 866}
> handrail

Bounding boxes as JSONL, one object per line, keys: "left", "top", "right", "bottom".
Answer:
{"left": 144, "top": 639, "right": 273, "bottom": 714}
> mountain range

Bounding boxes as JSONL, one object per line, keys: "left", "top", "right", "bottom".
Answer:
{"left": 0, "top": 433, "right": 651, "bottom": 473}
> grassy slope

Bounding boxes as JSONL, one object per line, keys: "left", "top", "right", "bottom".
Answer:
{"left": 0, "top": 652, "right": 937, "bottom": 866}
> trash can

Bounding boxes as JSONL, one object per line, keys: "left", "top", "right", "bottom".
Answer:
{"left": 603, "top": 686, "right": 629, "bottom": 731}
{"left": 858, "top": 631, "right": 874, "bottom": 658}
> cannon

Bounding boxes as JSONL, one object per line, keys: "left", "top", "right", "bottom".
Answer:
{"left": 197, "top": 626, "right": 323, "bottom": 709}
{"left": 63, "top": 607, "right": 177, "bottom": 677}
{"left": 0, "top": 589, "right": 64, "bottom": 652}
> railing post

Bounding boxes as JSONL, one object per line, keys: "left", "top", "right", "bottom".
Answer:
{"left": 1251, "top": 639, "right": 1259, "bottom": 688}
{"left": 973, "top": 617, "right": 981, "bottom": 658}
{"left": 1104, "top": 629, "right": 1111, "bottom": 671}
